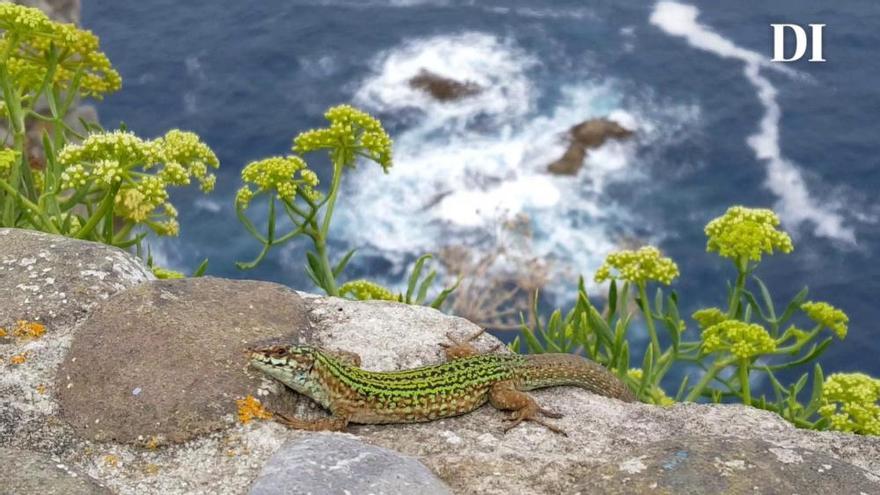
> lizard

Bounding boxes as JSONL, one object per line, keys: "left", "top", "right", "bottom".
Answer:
{"left": 247, "top": 331, "right": 636, "bottom": 435}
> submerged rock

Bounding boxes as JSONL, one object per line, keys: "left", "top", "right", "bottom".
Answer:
{"left": 409, "top": 69, "right": 482, "bottom": 102}
{"left": 547, "top": 118, "right": 634, "bottom": 175}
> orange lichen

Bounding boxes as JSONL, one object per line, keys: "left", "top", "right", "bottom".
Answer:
{"left": 9, "top": 353, "right": 27, "bottom": 365}
{"left": 35, "top": 384, "right": 47, "bottom": 395}
{"left": 144, "top": 464, "right": 160, "bottom": 476}
{"left": 145, "top": 436, "right": 161, "bottom": 450}
{"left": 236, "top": 395, "right": 272, "bottom": 424}
{"left": 13, "top": 320, "right": 46, "bottom": 339}
{"left": 103, "top": 454, "right": 120, "bottom": 467}
{"left": 0, "top": 327, "right": 7, "bottom": 337}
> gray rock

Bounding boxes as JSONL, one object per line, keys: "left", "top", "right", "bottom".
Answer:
{"left": 249, "top": 435, "right": 452, "bottom": 495}
{"left": 584, "top": 436, "right": 880, "bottom": 494}
{"left": 0, "top": 446, "right": 113, "bottom": 495}
{"left": 0, "top": 229, "right": 152, "bottom": 450}
{"left": 0, "top": 228, "right": 153, "bottom": 330}
{"left": 56, "top": 277, "right": 309, "bottom": 445}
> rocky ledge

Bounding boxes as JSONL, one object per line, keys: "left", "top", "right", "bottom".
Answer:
{"left": 1, "top": 228, "right": 880, "bottom": 494}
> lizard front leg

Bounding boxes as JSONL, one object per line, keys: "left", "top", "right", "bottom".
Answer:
{"left": 440, "top": 328, "right": 500, "bottom": 360}
{"left": 273, "top": 411, "right": 352, "bottom": 432}
{"left": 489, "top": 381, "right": 567, "bottom": 436}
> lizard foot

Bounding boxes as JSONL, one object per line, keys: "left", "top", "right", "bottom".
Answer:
{"left": 440, "top": 328, "right": 500, "bottom": 360}
{"left": 501, "top": 406, "right": 568, "bottom": 436}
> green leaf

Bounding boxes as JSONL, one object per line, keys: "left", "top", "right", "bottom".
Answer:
{"left": 523, "top": 327, "right": 545, "bottom": 354}
{"left": 654, "top": 287, "right": 664, "bottom": 316}
{"left": 753, "top": 276, "right": 777, "bottom": 321}
{"left": 406, "top": 254, "right": 432, "bottom": 303}
{"left": 333, "top": 248, "right": 357, "bottom": 278}
{"left": 675, "top": 374, "right": 690, "bottom": 401}
{"left": 415, "top": 270, "right": 437, "bottom": 304}
{"left": 588, "top": 306, "right": 614, "bottom": 349}
{"left": 306, "top": 251, "right": 328, "bottom": 290}
{"left": 764, "top": 337, "right": 833, "bottom": 371}
{"left": 778, "top": 286, "right": 809, "bottom": 326}
{"left": 608, "top": 280, "right": 618, "bottom": 316}
{"left": 637, "top": 345, "right": 653, "bottom": 397}
{"left": 429, "top": 276, "right": 460, "bottom": 309}
{"left": 742, "top": 291, "right": 769, "bottom": 323}
{"left": 192, "top": 259, "right": 209, "bottom": 277}
{"left": 616, "top": 341, "right": 630, "bottom": 376}
{"left": 804, "top": 364, "right": 824, "bottom": 417}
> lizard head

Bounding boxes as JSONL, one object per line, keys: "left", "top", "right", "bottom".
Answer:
{"left": 247, "top": 344, "right": 321, "bottom": 394}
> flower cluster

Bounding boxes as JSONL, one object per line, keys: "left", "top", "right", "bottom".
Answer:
{"left": 236, "top": 156, "right": 319, "bottom": 209}
{"left": 0, "top": 4, "right": 121, "bottom": 98}
{"left": 594, "top": 246, "right": 679, "bottom": 285}
{"left": 802, "top": 301, "right": 849, "bottom": 340}
{"left": 627, "top": 369, "right": 675, "bottom": 406}
{"left": 818, "top": 373, "right": 880, "bottom": 435}
{"left": 339, "top": 279, "right": 398, "bottom": 301}
{"left": 59, "top": 130, "right": 218, "bottom": 236}
{"left": 293, "top": 105, "right": 392, "bottom": 172}
{"left": 692, "top": 307, "right": 727, "bottom": 330}
{"left": 705, "top": 206, "right": 793, "bottom": 262}
{"left": 701, "top": 320, "right": 777, "bottom": 359}
{"left": 0, "top": 147, "right": 18, "bottom": 175}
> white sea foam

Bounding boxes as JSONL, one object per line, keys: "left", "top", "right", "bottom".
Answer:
{"left": 650, "top": 1, "right": 855, "bottom": 243}
{"left": 331, "top": 31, "right": 698, "bottom": 298}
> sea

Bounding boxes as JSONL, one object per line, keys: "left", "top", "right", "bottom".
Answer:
{"left": 82, "top": 0, "right": 880, "bottom": 389}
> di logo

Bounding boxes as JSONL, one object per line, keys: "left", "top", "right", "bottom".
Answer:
{"left": 771, "top": 24, "right": 826, "bottom": 62}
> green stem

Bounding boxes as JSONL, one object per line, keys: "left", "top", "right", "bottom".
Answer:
{"left": 685, "top": 358, "right": 734, "bottom": 402}
{"left": 727, "top": 258, "right": 748, "bottom": 318}
{"left": 320, "top": 161, "right": 343, "bottom": 237}
{"left": 313, "top": 234, "right": 338, "bottom": 296}
{"left": 74, "top": 182, "right": 120, "bottom": 239}
{"left": 739, "top": 358, "right": 751, "bottom": 405}
{"left": 638, "top": 282, "right": 661, "bottom": 359}
{"left": 0, "top": 176, "right": 59, "bottom": 233}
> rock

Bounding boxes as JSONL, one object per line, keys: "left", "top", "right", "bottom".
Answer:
{"left": 0, "top": 229, "right": 152, "bottom": 451}
{"left": 249, "top": 435, "right": 452, "bottom": 495}
{"left": 0, "top": 228, "right": 154, "bottom": 330}
{"left": 586, "top": 436, "right": 879, "bottom": 494}
{"left": 409, "top": 69, "right": 482, "bottom": 102}
{"left": 0, "top": 233, "right": 878, "bottom": 494}
{"left": 0, "top": 446, "right": 113, "bottom": 495}
{"left": 547, "top": 118, "right": 634, "bottom": 175}
{"left": 56, "top": 277, "right": 309, "bottom": 445}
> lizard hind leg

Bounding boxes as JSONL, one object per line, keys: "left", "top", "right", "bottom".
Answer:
{"left": 489, "top": 381, "right": 568, "bottom": 436}
{"left": 440, "top": 328, "right": 500, "bottom": 361}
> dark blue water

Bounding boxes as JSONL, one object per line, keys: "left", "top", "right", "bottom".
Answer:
{"left": 82, "top": 1, "right": 880, "bottom": 384}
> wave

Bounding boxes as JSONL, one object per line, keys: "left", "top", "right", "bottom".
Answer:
{"left": 650, "top": 1, "right": 855, "bottom": 243}
{"left": 327, "top": 31, "right": 698, "bottom": 298}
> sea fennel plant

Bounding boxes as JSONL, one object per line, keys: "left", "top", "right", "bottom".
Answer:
{"left": 0, "top": 4, "right": 218, "bottom": 253}
{"left": 236, "top": 105, "right": 456, "bottom": 307}
{"left": 517, "top": 206, "right": 878, "bottom": 434}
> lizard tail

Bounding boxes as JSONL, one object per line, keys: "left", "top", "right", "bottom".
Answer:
{"left": 519, "top": 353, "right": 636, "bottom": 402}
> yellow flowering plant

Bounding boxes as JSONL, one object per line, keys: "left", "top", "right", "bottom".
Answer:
{"left": 236, "top": 105, "right": 456, "bottom": 307}
{"left": 0, "top": 4, "right": 217, "bottom": 254}
{"left": 515, "top": 206, "right": 876, "bottom": 434}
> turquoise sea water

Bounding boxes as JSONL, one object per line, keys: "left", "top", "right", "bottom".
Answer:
{"left": 83, "top": 1, "right": 880, "bottom": 383}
